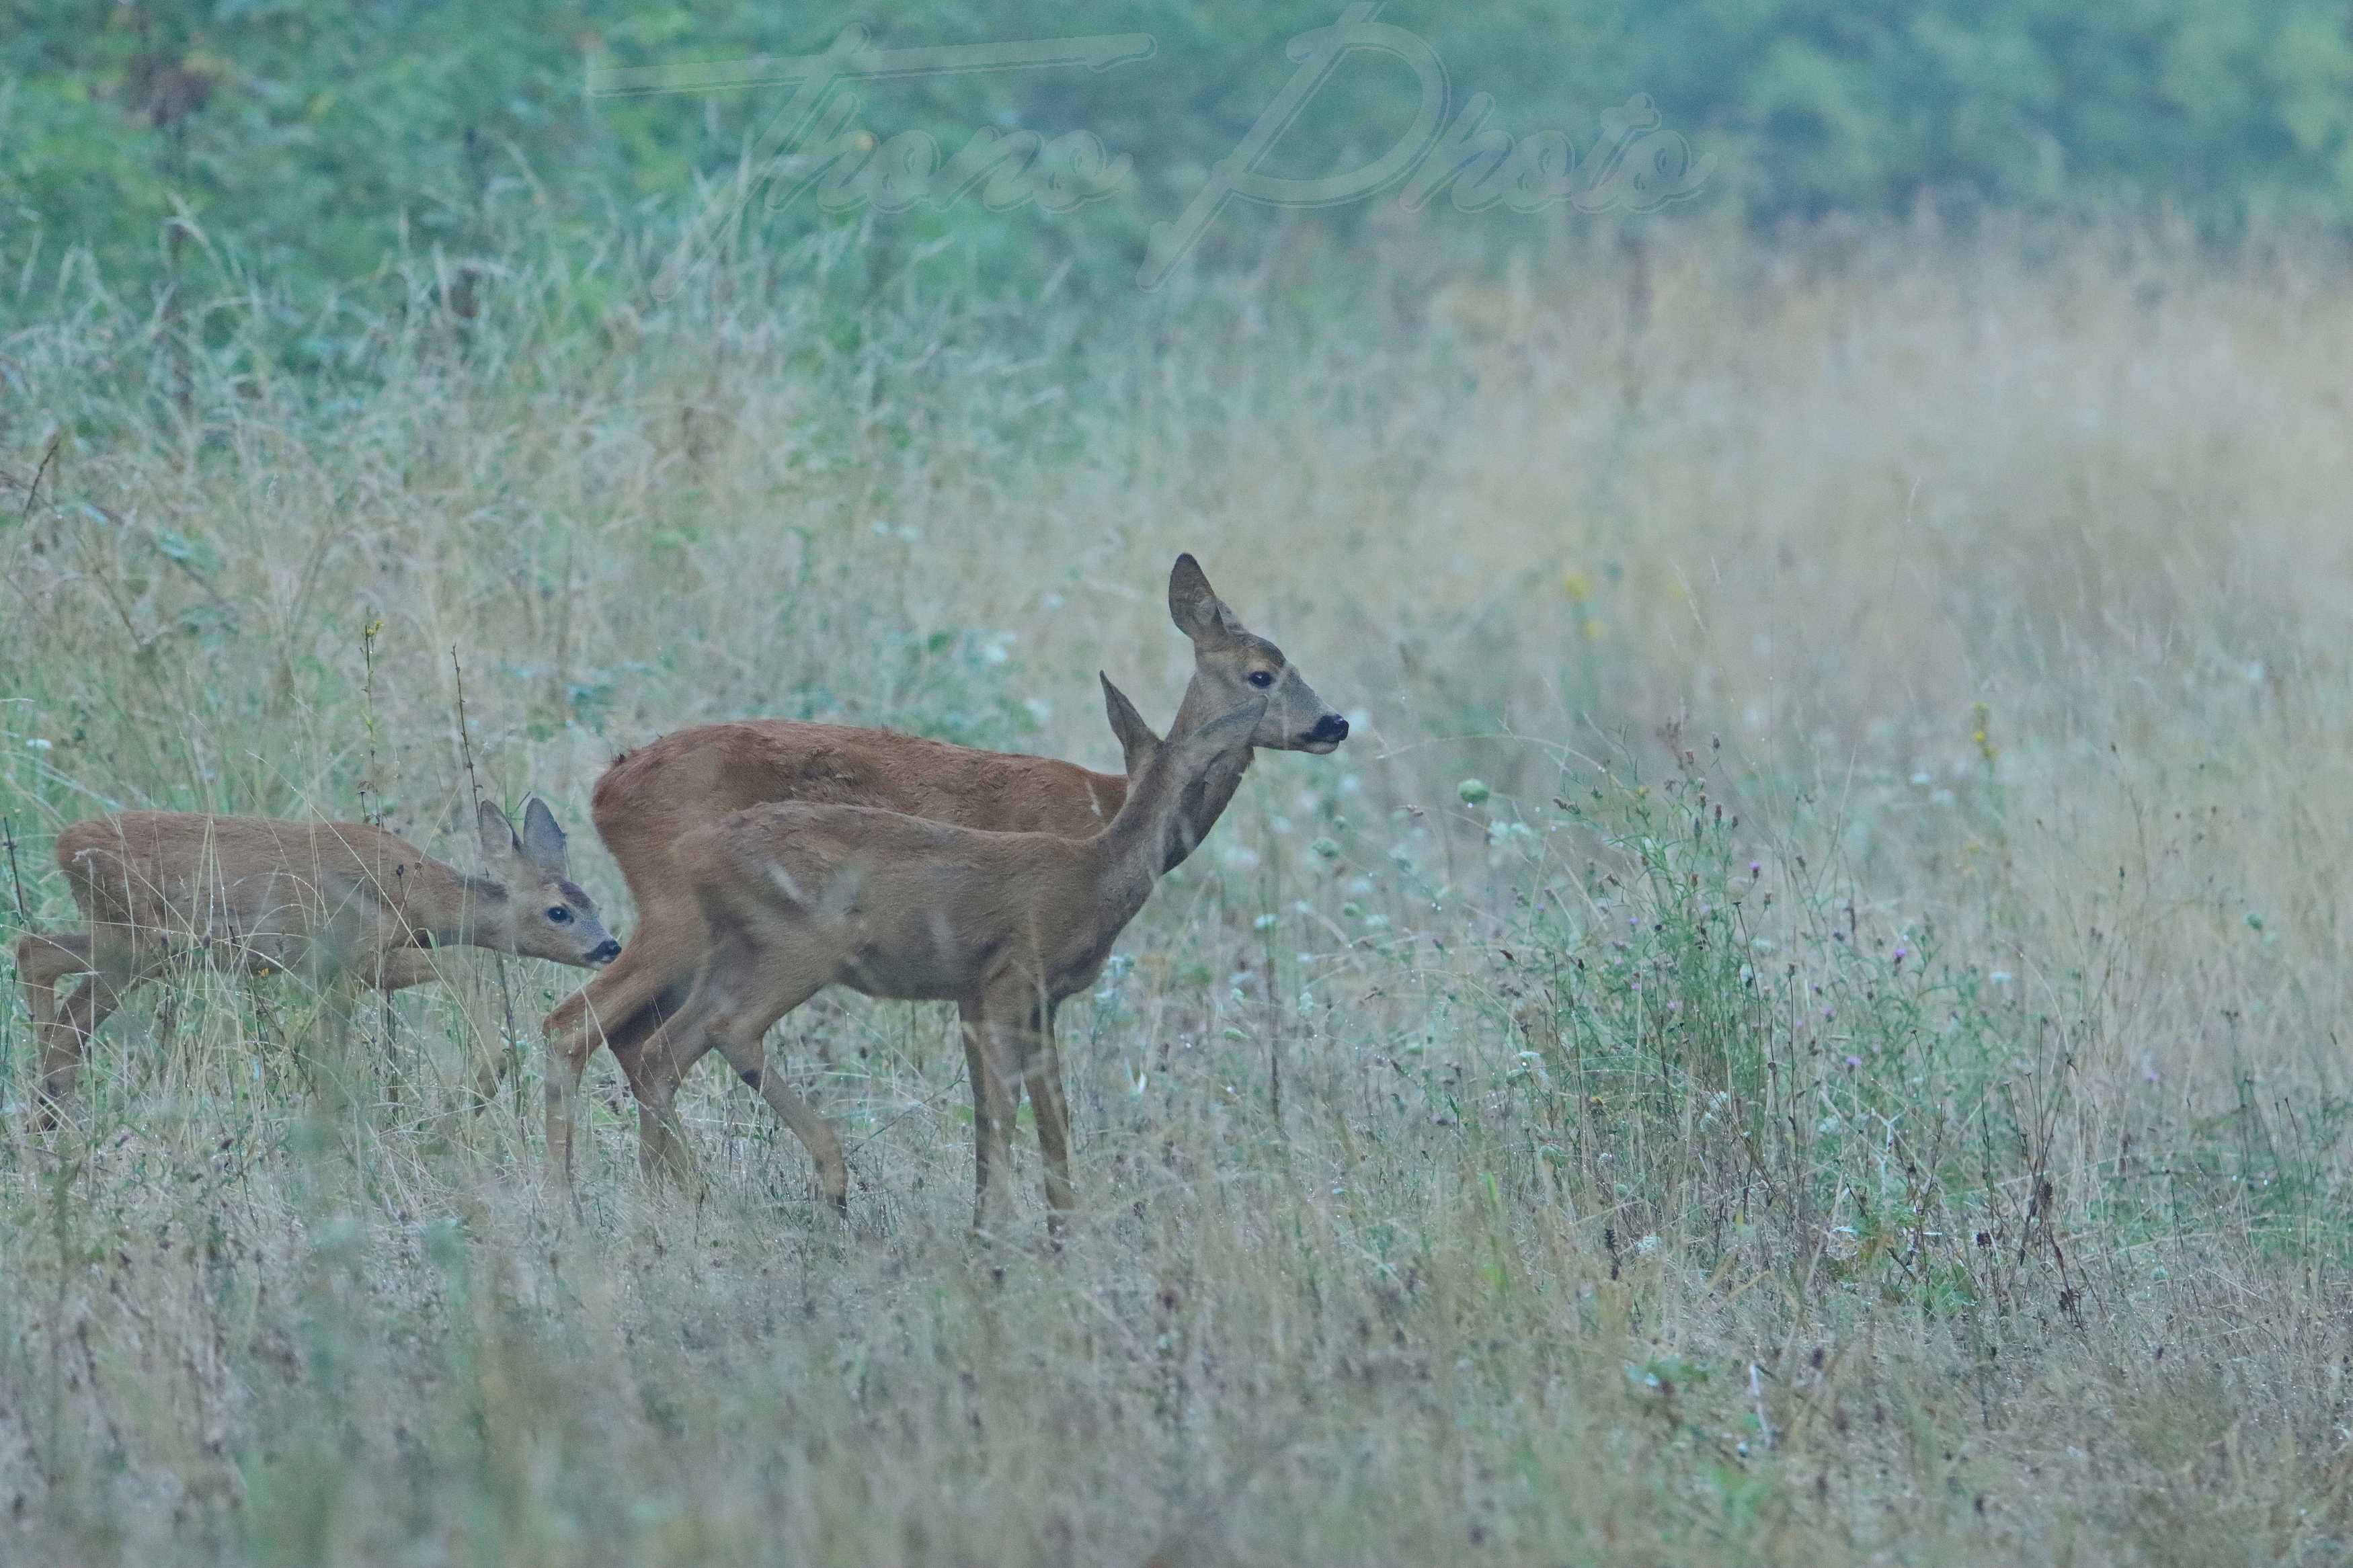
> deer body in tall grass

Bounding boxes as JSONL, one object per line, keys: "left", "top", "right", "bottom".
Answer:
{"left": 644, "top": 685, "right": 1265, "bottom": 1223}
{"left": 13, "top": 800, "right": 616, "bottom": 1126}
{"left": 543, "top": 554, "right": 1347, "bottom": 1194}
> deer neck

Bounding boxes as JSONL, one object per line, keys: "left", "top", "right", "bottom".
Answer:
{"left": 428, "top": 871, "right": 510, "bottom": 951}
{"left": 1160, "top": 685, "right": 1256, "bottom": 871}
{"left": 1092, "top": 753, "right": 1203, "bottom": 927}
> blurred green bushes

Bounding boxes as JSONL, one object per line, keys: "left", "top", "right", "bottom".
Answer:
{"left": 5, "top": 1, "right": 2350, "bottom": 327}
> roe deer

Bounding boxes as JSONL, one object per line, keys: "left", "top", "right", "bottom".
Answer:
{"left": 641, "top": 682, "right": 1265, "bottom": 1224}
{"left": 13, "top": 800, "right": 618, "bottom": 1127}
{"left": 543, "top": 553, "right": 1347, "bottom": 1196}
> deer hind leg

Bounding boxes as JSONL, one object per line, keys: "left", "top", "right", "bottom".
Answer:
{"left": 713, "top": 1030, "right": 848, "bottom": 1216}
{"left": 613, "top": 979, "right": 705, "bottom": 1192}
{"left": 539, "top": 924, "right": 693, "bottom": 1188}
{"left": 659, "top": 941, "right": 844, "bottom": 1210}
{"left": 15, "top": 927, "right": 92, "bottom": 1036}
{"left": 37, "top": 938, "right": 155, "bottom": 1130}
{"left": 17, "top": 929, "right": 91, "bottom": 1126}
{"left": 972, "top": 980, "right": 1053, "bottom": 1233}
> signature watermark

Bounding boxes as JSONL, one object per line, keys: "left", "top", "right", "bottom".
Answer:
{"left": 588, "top": 3, "right": 1711, "bottom": 295}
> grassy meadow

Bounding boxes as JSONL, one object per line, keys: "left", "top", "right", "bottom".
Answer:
{"left": 3, "top": 224, "right": 2353, "bottom": 1564}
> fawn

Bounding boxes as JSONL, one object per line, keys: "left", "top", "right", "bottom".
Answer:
{"left": 637, "top": 682, "right": 1265, "bottom": 1225}
{"left": 13, "top": 799, "right": 616, "bottom": 1126}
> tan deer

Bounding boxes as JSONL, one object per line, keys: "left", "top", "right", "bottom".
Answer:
{"left": 12, "top": 800, "right": 619, "bottom": 1127}
{"left": 641, "top": 682, "right": 1265, "bottom": 1224}
{"left": 543, "top": 553, "right": 1347, "bottom": 1197}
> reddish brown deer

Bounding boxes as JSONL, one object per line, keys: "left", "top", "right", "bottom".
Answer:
{"left": 13, "top": 800, "right": 618, "bottom": 1126}
{"left": 543, "top": 554, "right": 1347, "bottom": 1198}
{"left": 643, "top": 683, "right": 1265, "bottom": 1223}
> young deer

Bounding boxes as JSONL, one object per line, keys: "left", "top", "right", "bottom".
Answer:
{"left": 13, "top": 800, "right": 618, "bottom": 1127}
{"left": 642, "top": 682, "right": 1265, "bottom": 1223}
{"left": 543, "top": 553, "right": 1347, "bottom": 1194}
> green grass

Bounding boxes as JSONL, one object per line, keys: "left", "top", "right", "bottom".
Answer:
{"left": 3, "top": 222, "right": 2352, "bottom": 1564}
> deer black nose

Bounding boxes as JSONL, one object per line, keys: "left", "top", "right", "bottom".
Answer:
{"left": 589, "top": 939, "right": 622, "bottom": 965}
{"left": 1308, "top": 712, "right": 1349, "bottom": 745}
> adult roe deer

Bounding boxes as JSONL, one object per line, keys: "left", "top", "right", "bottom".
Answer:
{"left": 543, "top": 553, "right": 1348, "bottom": 1198}
{"left": 13, "top": 800, "right": 618, "bottom": 1126}
{"left": 643, "top": 682, "right": 1265, "bottom": 1224}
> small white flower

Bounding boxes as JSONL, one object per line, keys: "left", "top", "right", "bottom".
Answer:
{"left": 25, "top": 737, "right": 52, "bottom": 751}
{"left": 1634, "top": 1233, "right": 1661, "bottom": 1257}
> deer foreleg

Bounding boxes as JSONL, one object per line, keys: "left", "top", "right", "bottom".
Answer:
{"left": 957, "top": 996, "right": 996, "bottom": 1221}
{"left": 1025, "top": 999, "right": 1076, "bottom": 1228}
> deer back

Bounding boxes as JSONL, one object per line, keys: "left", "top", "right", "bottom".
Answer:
{"left": 595, "top": 723, "right": 1125, "bottom": 908}
{"left": 686, "top": 800, "right": 1108, "bottom": 1001}
{"left": 57, "top": 813, "right": 466, "bottom": 959}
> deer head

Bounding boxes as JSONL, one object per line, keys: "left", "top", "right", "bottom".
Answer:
{"left": 473, "top": 798, "right": 621, "bottom": 966}
{"left": 1167, "top": 553, "right": 1349, "bottom": 755}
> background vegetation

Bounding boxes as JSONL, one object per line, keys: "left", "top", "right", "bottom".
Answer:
{"left": 8, "top": 1, "right": 2353, "bottom": 322}
{"left": 5, "top": 5, "right": 2353, "bottom": 1565}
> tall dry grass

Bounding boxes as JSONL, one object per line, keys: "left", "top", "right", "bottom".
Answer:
{"left": 2, "top": 222, "right": 2351, "bottom": 1564}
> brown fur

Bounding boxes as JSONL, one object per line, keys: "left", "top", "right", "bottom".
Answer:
{"left": 542, "top": 554, "right": 1349, "bottom": 1198}
{"left": 13, "top": 800, "right": 614, "bottom": 1127}
{"left": 643, "top": 688, "right": 1265, "bottom": 1224}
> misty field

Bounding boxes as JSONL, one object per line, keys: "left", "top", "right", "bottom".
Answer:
{"left": 4, "top": 227, "right": 2352, "bottom": 1565}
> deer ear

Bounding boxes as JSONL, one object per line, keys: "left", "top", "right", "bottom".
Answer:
{"left": 1168, "top": 552, "right": 1242, "bottom": 645}
{"left": 519, "top": 796, "right": 571, "bottom": 876}
{"left": 476, "top": 800, "right": 521, "bottom": 868}
{"left": 1100, "top": 673, "right": 1161, "bottom": 773}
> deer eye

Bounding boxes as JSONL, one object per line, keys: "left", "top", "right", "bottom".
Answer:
{"left": 1247, "top": 670, "right": 1275, "bottom": 689}
{"left": 547, "top": 905, "right": 573, "bottom": 925}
